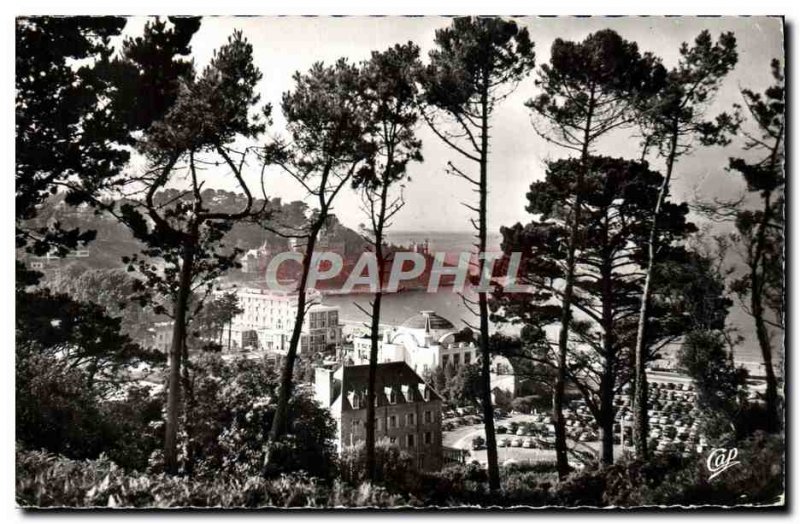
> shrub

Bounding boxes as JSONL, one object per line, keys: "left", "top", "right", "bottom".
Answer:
{"left": 15, "top": 351, "right": 161, "bottom": 470}
{"left": 328, "top": 480, "right": 409, "bottom": 508}
{"left": 16, "top": 352, "right": 108, "bottom": 460}
{"left": 641, "top": 432, "right": 784, "bottom": 506}
{"left": 17, "top": 433, "right": 784, "bottom": 508}
{"left": 16, "top": 447, "right": 328, "bottom": 508}
{"left": 171, "top": 354, "right": 337, "bottom": 479}
{"left": 510, "top": 395, "right": 539, "bottom": 414}
{"left": 338, "top": 438, "right": 415, "bottom": 490}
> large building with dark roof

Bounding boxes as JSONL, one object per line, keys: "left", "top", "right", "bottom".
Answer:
{"left": 314, "top": 361, "right": 443, "bottom": 471}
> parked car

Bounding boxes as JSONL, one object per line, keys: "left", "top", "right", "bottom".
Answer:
{"left": 511, "top": 438, "right": 522, "bottom": 447}
{"left": 523, "top": 438, "right": 534, "bottom": 449}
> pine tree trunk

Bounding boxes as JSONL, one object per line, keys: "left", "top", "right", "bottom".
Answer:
{"left": 599, "top": 328, "right": 615, "bottom": 465}
{"left": 181, "top": 336, "right": 195, "bottom": 475}
{"left": 478, "top": 70, "right": 500, "bottom": 492}
{"left": 553, "top": 86, "right": 595, "bottom": 479}
{"left": 633, "top": 122, "right": 677, "bottom": 459}
{"left": 600, "top": 222, "right": 615, "bottom": 466}
{"left": 752, "top": 191, "right": 779, "bottom": 432}
{"left": 365, "top": 288, "right": 383, "bottom": 479}
{"left": 366, "top": 181, "right": 389, "bottom": 482}
{"left": 600, "top": 381, "right": 615, "bottom": 465}
{"left": 164, "top": 233, "right": 196, "bottom": 475}
{"left": 268, "top": 223, "right": 321, "bottom": 444}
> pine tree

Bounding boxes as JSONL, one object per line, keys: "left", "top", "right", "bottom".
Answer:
{"left": 266, "top": 59, "right": 373, "bottom": 449}
{"left": 113, "top": 29, "right": 270, "bottom": 474}
{"left": 421, "top": 16, "right": 535, "bottom": 490}
{"left": 493, "top": 156, "right": 696, "bottom": 465}
{"left": 353, "top": 43, "right": 423, "bottom": 481}
{"left": 632, "top": 30, "right": 738, "bottom": 458}
{"left": 526, "top": 29, "right": 663, "bottom": 477}
{"left": 727, "top": 59, "right": 785, "bottom": 433}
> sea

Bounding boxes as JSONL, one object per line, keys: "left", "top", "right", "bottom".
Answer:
{"left": 321, "top": 230, "right": 769, "bottom": 373}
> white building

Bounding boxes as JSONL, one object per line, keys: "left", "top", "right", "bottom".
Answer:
{"left": 352, "top": 311, "right": 479, "bottom": 375}
{"left": 351, "top": 310, "right": 518, "bottom": 398}
{"left": 228, "top": 287, "right": 342, "bottom": 355}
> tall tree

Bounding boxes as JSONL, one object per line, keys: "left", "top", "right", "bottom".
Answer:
{"left": 353, "top": 43, "right": 423, "bottom": 481}
{"left": 493, "top": 156, "right": 695, "bottom": 465}
{"left": 191, "top": 291, "right": 243, "bottom": 349}
{"left": 632, "top": 31, "right": 738, "bottom": 458}
{"left": 421, "top": 16, "right": 535, "bottom": 491}
{"left": 15, "top": 17, "right": 203, "bottom": 475}
{"left": 526, "top": 30, "right": 663, "bottom": 477}
{"left": 726, "top": 59, "right": 785, "bottom": 432}
{"left": 113, "top": 29, "right": 270, "bottom": 474}
{"left": 266, "top": 59, "right": 372, "bottom": 448}
{"left": 16, "top": 17, "right": 128, "bottom": 272}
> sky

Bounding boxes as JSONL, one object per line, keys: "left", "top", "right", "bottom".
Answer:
{"left": 118, "top": 16, "right": 784, "bottom": 234}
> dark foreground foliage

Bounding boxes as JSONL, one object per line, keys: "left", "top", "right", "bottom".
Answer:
{"left": 17, "top": 432, "right": 782, "bottom": 508}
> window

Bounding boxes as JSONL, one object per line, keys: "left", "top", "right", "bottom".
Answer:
{"left": 406, "top": 413, "right": 415, "bottom": 426}
{"left": 389, "top": 415, "right": 397, "bottom": 428}
{"left": 375, "top": 418, "right": 381, "bottom": 431}
{"left": 453, "top": 353, "right": 461, "bottom": 365}
{"left": 464, "top": 352, "right": 471, "bottom": 364}
{"left": 424, "top": 411, "right": 432, "bottom": 424}
{"left": 389, "top": 437, "right": 397, "bottom": 444}
{"left": 406, "top": 434, "right": 415, "bottom": 448}
{"left": 424, "top": 432, "right": 432, "bottom": 445}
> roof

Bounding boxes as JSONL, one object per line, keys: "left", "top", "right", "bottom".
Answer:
{"left": 337, "top": 361, "right": 422, "bottom": 390}
{"left": 333, "top": 361, "right": 443, "bottom": 410}
{"left": 401, "top": 310, "right": 455, "bottom": 331}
